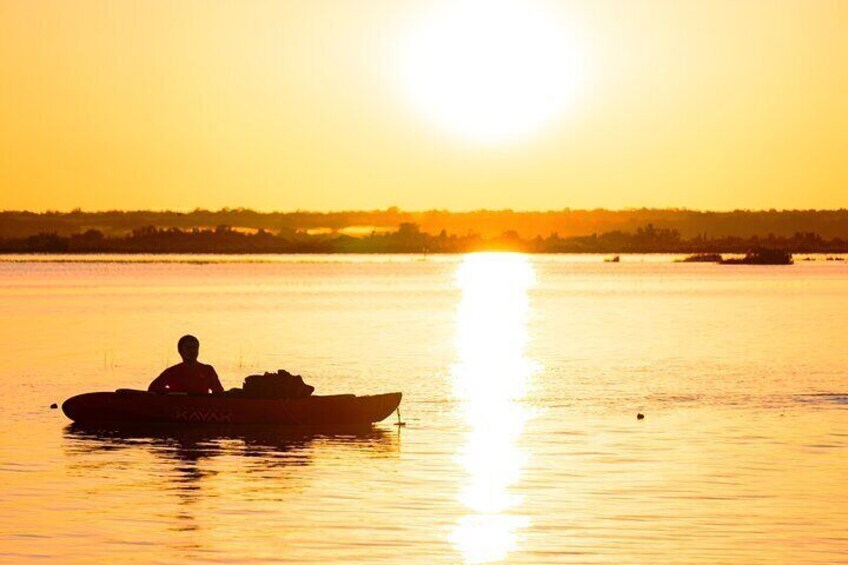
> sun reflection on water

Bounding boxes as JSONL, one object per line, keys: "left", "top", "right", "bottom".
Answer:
{"left": 450, "top": 253, "right": 536, "bottom": 564}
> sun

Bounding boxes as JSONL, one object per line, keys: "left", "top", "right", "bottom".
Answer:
{"left": 402, "top": 0, "right": 585, "bottom": 145}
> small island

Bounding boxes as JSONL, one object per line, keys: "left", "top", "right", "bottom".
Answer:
{"left": 719, "top": 248, "right": 794, "bottom": 265}
{"left": 679, "top": 253, "right": 724, "bottom": 263}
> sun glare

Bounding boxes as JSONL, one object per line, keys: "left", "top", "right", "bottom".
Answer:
{"left": 450, "top": 253, "right": 537, "bottom": 563}
{"left": 403, "top": 0, "right": 584, "bottom": 144}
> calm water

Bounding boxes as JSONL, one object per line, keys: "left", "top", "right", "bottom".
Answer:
{"left": 0, "top": 254, "right": 846, "bottom": 564}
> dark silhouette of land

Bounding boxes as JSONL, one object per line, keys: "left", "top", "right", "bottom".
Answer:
{"left": 3, "top": 208, "right": 848, "bottom": 239}
{"left": 1, "top": 208, "right": 847, "bottom": 254}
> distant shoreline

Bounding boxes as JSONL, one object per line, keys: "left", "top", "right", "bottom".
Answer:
{"left": 2, "top": 222, "right": 847, "bottom": 255}
{"left": 3, "top": 208, "right": 848, "bottom": 242}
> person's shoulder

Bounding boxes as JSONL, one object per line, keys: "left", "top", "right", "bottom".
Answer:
{"left": 161, "top": 363, "right": 183, "bottom": 375}
{"left": 199, "top": 362, "right": 218, "bottom": 373}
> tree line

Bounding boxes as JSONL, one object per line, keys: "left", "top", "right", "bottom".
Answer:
{"left": 2, "top": 207, "right": 848, "bottom": 240}
{"left": 1, "top": 223, "right": 846, "bottom": 254}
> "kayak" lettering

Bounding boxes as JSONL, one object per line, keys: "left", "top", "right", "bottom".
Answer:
{"left": 175, "top": 409, "right": 233, "bottom": 423}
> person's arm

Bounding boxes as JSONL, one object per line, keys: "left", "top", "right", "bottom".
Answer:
{"left": 148, "top": 369, "right": 171, "bottom": 393}
{"left": 208, "top": 366, "right": 225, "bottom": 394}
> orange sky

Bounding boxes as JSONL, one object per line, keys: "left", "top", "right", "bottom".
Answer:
{"left": 1, "top": 0, "right": 847, "bottom": 211}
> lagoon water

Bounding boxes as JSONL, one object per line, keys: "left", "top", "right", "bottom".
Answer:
{"left": 0, "top": 254, "right": 846, "bottom": 564}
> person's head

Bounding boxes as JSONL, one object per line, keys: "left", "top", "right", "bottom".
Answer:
{"left": 177, "top": 335, "right": 200, "bottom": 363}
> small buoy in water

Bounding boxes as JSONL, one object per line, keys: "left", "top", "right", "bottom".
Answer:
{"left": 50, "top": 403, "right": 58, "bottom": 409}
{"left": 636, "top": 413, "right": 645, "bottom": 420}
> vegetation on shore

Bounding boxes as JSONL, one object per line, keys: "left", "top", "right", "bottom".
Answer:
{"left": 1, "top": 222, "right": 846, "bottom": 254}
{"left": 2, "top": 208, "right": 848, "bottom": 241}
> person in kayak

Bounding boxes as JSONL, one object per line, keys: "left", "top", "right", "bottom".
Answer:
{"left": 148, "top": 335, "right": 224, "bottom": 394}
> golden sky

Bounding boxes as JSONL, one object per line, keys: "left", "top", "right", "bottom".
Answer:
{"left": 1, "top": 0, "right": 846, "bottom": 211}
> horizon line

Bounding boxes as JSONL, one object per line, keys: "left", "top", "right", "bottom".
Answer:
{"left": 4, "top": 206, "right": 848, "bottom": 215}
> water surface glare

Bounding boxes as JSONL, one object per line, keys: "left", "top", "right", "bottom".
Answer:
{"left": 0, "top": 254, "right": 846, "bottom": 564}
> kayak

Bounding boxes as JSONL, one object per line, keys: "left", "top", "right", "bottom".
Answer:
{"left": 62, "top": 389, "right": 402, "bottom": 427}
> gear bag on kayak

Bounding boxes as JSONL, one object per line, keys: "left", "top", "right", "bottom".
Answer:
{"left": 241, "top": 369, "right": 315, "bottom": 399}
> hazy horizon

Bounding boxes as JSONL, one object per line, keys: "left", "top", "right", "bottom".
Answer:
{"left": 5, "top": 207, "right": 848, "bottom": 246}
{"left": 5, "top": 205, "right": 848, "bottom": 215}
